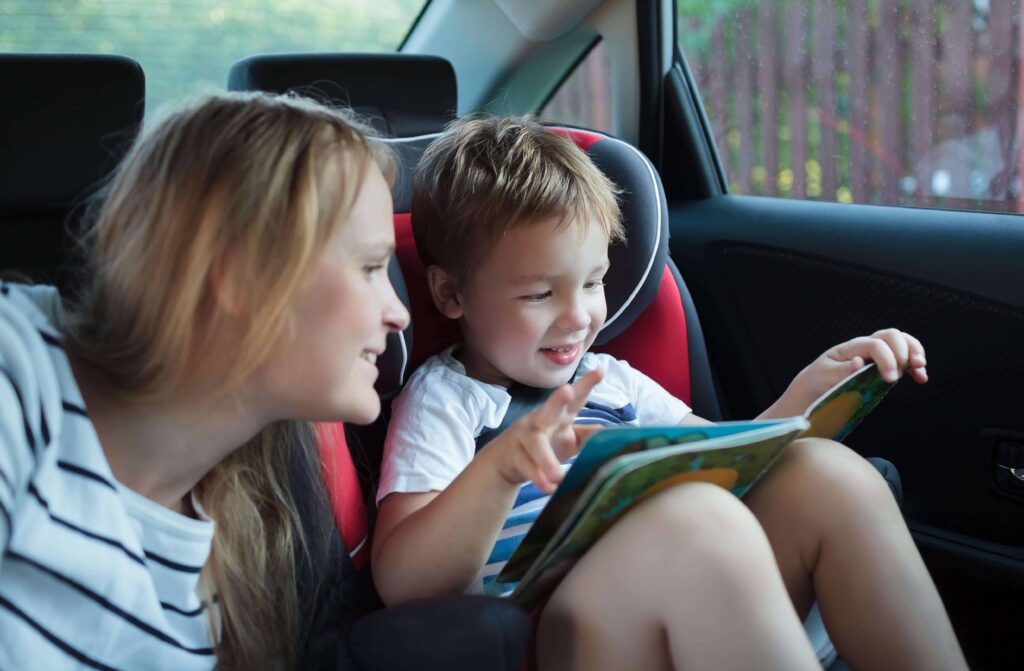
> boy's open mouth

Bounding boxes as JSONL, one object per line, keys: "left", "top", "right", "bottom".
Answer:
{"left": 540, "top": 343, "right": 581, "bottom": 366}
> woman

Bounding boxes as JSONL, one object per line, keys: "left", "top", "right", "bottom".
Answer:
{"left": 0, "top": 91, "right": 525, "bottom": 671}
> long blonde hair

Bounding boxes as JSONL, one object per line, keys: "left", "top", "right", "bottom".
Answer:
{"left": 66, "top": 91, "right": 392, "bottom": 670}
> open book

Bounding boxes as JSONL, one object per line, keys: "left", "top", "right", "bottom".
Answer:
{"left": 496, "top": 363, "right": 895, "bottom": 606}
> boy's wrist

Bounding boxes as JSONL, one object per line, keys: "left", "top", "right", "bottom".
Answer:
{"left": 763, "top": 369, "right": 816, "bottom": 419}
{"left": 475, "top": 440, "right": 530, "bottom": 492}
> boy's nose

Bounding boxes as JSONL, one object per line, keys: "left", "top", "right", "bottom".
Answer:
{"left": 557, "top": 299, "right": 591, "bottom": 332}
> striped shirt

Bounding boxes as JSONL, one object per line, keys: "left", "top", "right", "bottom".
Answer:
{"left": 0, "top": 283, "right": 217, "bottom": 670}
{"left": 378, "top": 346, "right": 691, "bottom": 596}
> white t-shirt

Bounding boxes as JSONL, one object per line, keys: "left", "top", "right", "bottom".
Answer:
{"left": 378, "top": 346, "right": 691, "bottom": 594}
{"left": 0, "top": 282, "right": 218, "bottom": 670}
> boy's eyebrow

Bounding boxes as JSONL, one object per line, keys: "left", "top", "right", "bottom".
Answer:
{"left": 510, "top": 261, "right": 610, "bottom": 284}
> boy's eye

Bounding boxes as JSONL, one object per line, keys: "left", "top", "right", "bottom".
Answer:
{"left": 521, "top": 290, "right": 552, "bottom": 302}
{"left": 363, "top": 264, "right": 386, "bottom": 276}
{"left": 584, "top": 279, "right": 606, "bottom": 290}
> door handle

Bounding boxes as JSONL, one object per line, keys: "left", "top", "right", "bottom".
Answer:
{"left": 990, "top": 432, "right": 1024, "bottom": 500}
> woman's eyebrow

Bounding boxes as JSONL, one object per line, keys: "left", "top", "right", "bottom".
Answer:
{"left": 363, "top": 242, "right": 396, "bottom": 257}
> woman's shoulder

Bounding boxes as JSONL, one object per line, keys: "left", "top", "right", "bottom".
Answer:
{"left": 0, "top": 282, "right": 76, "bottom": 449}
{"left": 0, "top": 282, "right": 66, "bottom": 343}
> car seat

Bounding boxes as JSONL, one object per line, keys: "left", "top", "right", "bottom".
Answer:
{"left": 229, "top": 52, "right": 909, "bottom": 670}
{"left": 0, "top": 54, "right": 145, "bottom": 295}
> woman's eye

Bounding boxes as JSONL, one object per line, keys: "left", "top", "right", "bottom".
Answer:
{"left": 363, "top": 264, "right": 385, "bottom": 276}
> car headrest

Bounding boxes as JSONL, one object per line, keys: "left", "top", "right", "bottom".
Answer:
{"left": 227, "top": 53, "right": 457, "bottom": 138}
{"left": 557, "top": 129, "right": 669, "bottom": 345}
{"left": 390, "top": 127, "right": 670, "bottom": 376}
{"left": 226, "top": 53, "right": 439, "bottom": 399}
{"left": 0, "top": 54, "right": 145, "bottom": 216}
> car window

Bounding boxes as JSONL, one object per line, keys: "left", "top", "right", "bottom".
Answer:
{"left": 678, "top": 0, "right": 1020, "bottom": 214}
{"left": 1, "top": 0, "right": 426, "bottom": 119}
{"left": 540, "top": 39, "right": 613, "bottom": 134}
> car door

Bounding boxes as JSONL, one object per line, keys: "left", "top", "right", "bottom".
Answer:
{"left": 659, "top": 1, "right": 1022, "bottom": 668}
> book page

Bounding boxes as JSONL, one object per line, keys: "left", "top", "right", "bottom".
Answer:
{"left": 802, "top": 363, "right": 895, "bottom": 441}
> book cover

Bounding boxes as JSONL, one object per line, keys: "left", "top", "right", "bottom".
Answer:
{"left": 497, "top": 363, "right": 894, "bottom": 605}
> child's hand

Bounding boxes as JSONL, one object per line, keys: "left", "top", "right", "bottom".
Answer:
{"left": 488, "top": 369, "right": 604, "bottom": 494}
{"left": 771, "top": 329, "right": 927, "bottom": 417}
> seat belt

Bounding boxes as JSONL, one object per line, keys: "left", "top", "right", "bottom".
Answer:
{"left": 474, "top": 383, "right": 556, "bottom": 452}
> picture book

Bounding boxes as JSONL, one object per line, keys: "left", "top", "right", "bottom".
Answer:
{"left": 496, "top": 363, "right": 895, "bottom": 606}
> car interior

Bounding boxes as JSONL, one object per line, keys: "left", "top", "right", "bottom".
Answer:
{"left": 2, "top": 1, "right": 1021, "bottom": 669}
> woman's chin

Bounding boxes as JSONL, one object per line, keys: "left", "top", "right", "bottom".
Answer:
{"left": 336, "top": 396, "right": 381, "bottom": 426}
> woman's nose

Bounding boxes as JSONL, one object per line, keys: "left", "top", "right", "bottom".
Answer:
{"left": 384, "top": 282, "right": 410, "bottom": 333}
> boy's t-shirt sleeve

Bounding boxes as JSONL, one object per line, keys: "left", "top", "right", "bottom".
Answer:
{"left": 595, "top": 354, "right": 692, "bottom": 425}
{"left": 377, "top": 367, "right": 484, "bottom": 503}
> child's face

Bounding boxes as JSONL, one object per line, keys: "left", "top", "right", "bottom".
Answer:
{"left": 455, "top": 215, "right": 610, "bottom": 388}
{"left": 261, "top": 163, "right": 409, "bottom": 424}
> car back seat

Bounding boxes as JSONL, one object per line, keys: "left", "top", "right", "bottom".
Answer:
{"left": 0, "top": 54, "right": 145, "bottom": 296}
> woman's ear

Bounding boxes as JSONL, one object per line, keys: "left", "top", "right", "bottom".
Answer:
{"left": 426, "top": 265, "right": 463, "bottom": 320}
{"left": 211, "top": 252, "right": 244, "bottom": 316}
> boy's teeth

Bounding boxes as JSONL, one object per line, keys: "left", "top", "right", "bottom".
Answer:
{"left": 361, "top": 352, "right": 377, "bottom": 364}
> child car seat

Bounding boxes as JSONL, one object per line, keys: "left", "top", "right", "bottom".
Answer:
{"left": 0, "top": 54, "right": 145, "bottom": 294}
{"left": 229, "top": 52, "right": 906, "bottom": 670}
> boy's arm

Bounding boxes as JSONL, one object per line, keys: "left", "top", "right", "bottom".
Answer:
{"left": 372, "top": 449, "right": 522, "bottom": 604}
{"left": 757, "top": 328, "right": 928, "bottom": 419}
{"left": 372, "top": 371, "right": 604, "bottom": 605}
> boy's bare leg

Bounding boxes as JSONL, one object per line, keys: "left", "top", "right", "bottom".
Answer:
{"left": 537, "top": 483, "right": 821, "bottom": 671}
{"left": 745, "top": 438, "right": 968, "bottom": 671}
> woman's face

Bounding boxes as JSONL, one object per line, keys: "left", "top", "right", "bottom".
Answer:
{"left": 261, "top": 162, "right": 409, "bottom": 425}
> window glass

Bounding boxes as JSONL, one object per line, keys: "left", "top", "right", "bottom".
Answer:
{"left": 541, "top": 40, "right": 613, "bottom": 134}
{"left": 1, "top": 0, "right": 426, "bottom": 118}
{"left": 678, "top": 0, "right": 1021, "bottom": 214}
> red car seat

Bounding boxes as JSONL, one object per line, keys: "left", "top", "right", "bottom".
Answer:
{"left": 227, "top": 51, "right": 723, "bottom": 573}
{"left": 229, "top": 53, "right": 902, "bottom": 670}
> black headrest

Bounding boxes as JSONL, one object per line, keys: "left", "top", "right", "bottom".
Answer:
{"left": 227, "top": 53, "right": 457, "bottom": 138}
{"left": 0, "top": 54, "right": 145, "bottom": 215}
{"left": 576, "top": 131, "right": 670, "bottom": 345}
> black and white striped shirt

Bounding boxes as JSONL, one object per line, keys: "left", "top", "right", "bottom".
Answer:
{"left": 0, "top": 283, "right": 217, "bottom": 670}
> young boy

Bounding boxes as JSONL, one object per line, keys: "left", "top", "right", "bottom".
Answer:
{"left": 372, "top": 117, "right": 967, "bottom": 671}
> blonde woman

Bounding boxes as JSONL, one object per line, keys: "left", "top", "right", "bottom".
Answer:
{"left": 0, "top": 92, "right": 527, "bottom": 671}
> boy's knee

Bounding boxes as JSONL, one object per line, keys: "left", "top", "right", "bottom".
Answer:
{"left": 628, "top": 483, "right": 773, "bottom": 563}
{"left": 784, "top": 438, "right": 894, "bottom": 504}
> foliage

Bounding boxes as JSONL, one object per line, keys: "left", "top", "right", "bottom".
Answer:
{"left": 677, "top": 0, "right": 760, "bottom": 55}
{"left": 0, "top": 0, "right": 424, "bottom": 116}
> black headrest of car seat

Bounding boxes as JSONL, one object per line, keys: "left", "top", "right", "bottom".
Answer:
{"left": 573, "top": 131, "right": 670, "bottom": 345}
{"left": 227, "top": 53, "right": 443, "bottom": 399}
{"left": 227, "top": 53, "right": 457, "bottom": 138}
{"left": 0, "top": 54, "right": 145, "bottom": 216}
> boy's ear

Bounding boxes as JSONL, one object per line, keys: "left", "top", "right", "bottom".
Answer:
{"left": 426, "top": 265, "right": 463, "bottom": 320}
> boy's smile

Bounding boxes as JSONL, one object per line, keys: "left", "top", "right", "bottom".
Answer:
{"left": 450, "top": 215, "right": 610, "bottom": 388}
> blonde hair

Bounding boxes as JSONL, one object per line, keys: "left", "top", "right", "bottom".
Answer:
{"left": 411, "top": 116, "right": 623, "bottom": 283}
{"left": 65, "top": 91, "right": 392, "bottom": 670}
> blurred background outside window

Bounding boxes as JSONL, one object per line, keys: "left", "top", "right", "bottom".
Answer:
{"left": 678, "top": 0, "right": 1024, "bottom": 215}
{"left": 1, "top": 0, "right": 425, "bottom": 120}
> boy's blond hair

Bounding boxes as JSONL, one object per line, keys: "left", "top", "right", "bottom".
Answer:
{"left": 411, "top": 116, "right": 624, "bottom": 282}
